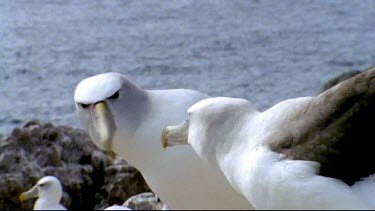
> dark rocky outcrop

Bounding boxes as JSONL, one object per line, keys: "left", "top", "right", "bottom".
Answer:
{"left": 0, "top": 120, "right": 163, "bottom": 210}
{"left": 123, "top": 192, "right": 169, "bottom": 210}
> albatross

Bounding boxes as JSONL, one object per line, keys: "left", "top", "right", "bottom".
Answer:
{"left": 162, "top": 66, "right": 375, "bottom": 209}
{"left": 19, "top": 176, "right": 67, "bottom": 210}
{"left": 74, "top": 72, "right": 252, "bottom": 209}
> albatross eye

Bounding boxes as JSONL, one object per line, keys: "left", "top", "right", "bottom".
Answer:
{"left": 39, "top": 183, "right": 50, "bottom": 189}
{"left": 80, "top": 103, "right": 90, "bottom": 109}
{"left": 108, "top": 91, "right": 120, "bottom": 100}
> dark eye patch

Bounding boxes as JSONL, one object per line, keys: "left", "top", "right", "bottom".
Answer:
{"left": 80, "top": 103, "right": 90, "bottom": 109}
{"left": 39, "top": 182, "right": 50, "bottom": 189}
{"left": 108, "top": 91, "right": 120, "bottom": 100}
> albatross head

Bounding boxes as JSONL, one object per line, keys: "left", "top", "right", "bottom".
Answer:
{"left": 74, "top": 72, "right": 148, "bottom": 152}
{"left": 162, "top": 97, "right": 254, "bottom": 162}
{"left": 19, "top": 176, "right": 63, "bottom": 205}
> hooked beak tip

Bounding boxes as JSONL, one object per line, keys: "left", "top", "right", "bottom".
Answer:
{"left": 19, "top": 193, "right": 25, "bottom": 202}
{"left": 161, "top": 127, "right": 169, "bottom": 149}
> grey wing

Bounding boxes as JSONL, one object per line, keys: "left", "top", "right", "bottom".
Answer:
{"left": 270, "top": 65, "right": 375, "bottom": 185}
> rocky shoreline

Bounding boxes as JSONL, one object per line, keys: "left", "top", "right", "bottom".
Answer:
{"left": 0, "top": 120, "right": 166, "bottom": 210}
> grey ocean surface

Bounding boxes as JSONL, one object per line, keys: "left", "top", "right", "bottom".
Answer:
{"left": 1, "top": 0, "right": 375, "bottom": 135}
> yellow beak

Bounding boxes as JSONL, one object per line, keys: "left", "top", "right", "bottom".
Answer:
{"left": 19, "top": 185, "right": 38, "bottom": 202}
{"left": 161, "top": 120, "right": 190, "bottom": 148}
{"left": 94, "top": 102, "right": 116, "bottom": 151}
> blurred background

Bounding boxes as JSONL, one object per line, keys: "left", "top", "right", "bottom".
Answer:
{"left": 1, "top": 0, "right": 375, "bottom": 135}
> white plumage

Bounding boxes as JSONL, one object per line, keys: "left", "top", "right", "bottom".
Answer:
{"left": 163, "top": 66, "right": 375, "bottom": 209}
{"left": 74, "top": 72, "right": 252, "bottom": 209}
{"left": 19, "top": 176, "right": 67, "bottom": 210}
{"left": 20, "top": 176, "right": 132, "bottom": 210}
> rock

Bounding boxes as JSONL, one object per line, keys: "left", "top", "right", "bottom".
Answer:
{"left": 123, "top": 192, "right": 169, "bottom": 210}
{"left": 0, "top": 120, "right": 155, "bottom": 210}
{"left": 94, "top": 157, "right": 152, "bottom": 209}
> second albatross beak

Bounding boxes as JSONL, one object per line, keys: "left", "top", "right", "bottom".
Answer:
{"left": 161, "top": 120, "right": 190, "bottom": 148}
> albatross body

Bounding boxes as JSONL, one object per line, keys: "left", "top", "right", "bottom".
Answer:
{"left": 163, "top": 66, "right": 375, "bottom": 209}
{"left": 74, "top": 72, "right": 252, "bottom": 209}
{"left": 19, "top": 176, "right": 67, "bottom": 210}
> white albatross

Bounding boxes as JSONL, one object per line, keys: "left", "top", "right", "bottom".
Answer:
{"left": 74, "top": 72, "right": 252, "bottom": 209}
{"left": 162, "top": 66, "right": 375, "bottom": 209}
{"left": 19, "top": 176, "right": 67, "bottom": 210}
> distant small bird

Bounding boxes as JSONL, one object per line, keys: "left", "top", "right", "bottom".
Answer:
{"left": 163, "top": 66, "right": 375, "bottom": 209}
{"left": 19, "top": 176, "right": 67, "bottom": 210}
